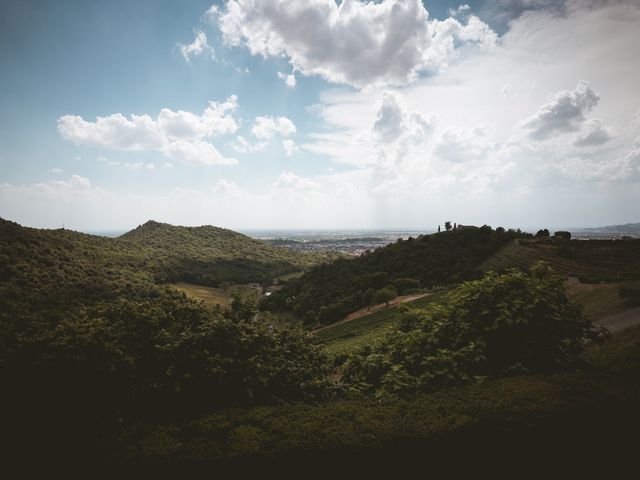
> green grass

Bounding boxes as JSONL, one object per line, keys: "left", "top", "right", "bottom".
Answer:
{"left": 277, "top": 271, "right": 305, "bottom": 282}
{"left": 169, "top": 282, "right": 260, "bottom": 309}
{"left": 567, "top": 280, "right": 632, "bottom": 320}
{"left": 481, "top": 238, "right": 640, "bottom": 282}
{"left": 124, "top": 326, "right": 640, "bottom": 467}
{"left": 315, "top": 293, "right": 445, "bottom": 357}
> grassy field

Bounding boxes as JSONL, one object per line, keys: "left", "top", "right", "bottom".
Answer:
{"left": 314, "top": 293, "right": 445, "bottom": 357}
{"left": 169, "top": 282, "right": 260, "bottom": 309}
{"left": 276, "top": 271, "right": 305, "bottom": 282}
{"left": 566, "top": 278, "right": 632, "bottom": 320}
{"left": 481, "top": 238, "right": 640, "bottom": 282}
{"left": 316, "top": 275, "right": 638, "bottom": 357}
{"left": 125, "top": 326, "right": 640, "bottom": 471}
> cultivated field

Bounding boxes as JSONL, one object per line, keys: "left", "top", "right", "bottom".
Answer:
{"left": 169, "top": 282, "right": 260, "bottom": 308}
{"left": 480, "top": 238, "right": 640, "bottom": 281}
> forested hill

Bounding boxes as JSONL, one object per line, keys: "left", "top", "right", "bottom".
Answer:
{"left": 117, "top": 220, "right": 326, "bottom": 285}
{"left": 262, "top": 226, "right": 525, "bottom": 326}
{"left": 0, "top": 218, "right": 323, "bottom": 319}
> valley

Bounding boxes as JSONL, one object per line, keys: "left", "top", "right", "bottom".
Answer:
{"left": 2, "top": 217, "right": 640, "bottom": 471}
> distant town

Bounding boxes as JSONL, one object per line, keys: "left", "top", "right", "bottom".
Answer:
{"left": 247, "top": 223, "right": 640, "bottom": 255}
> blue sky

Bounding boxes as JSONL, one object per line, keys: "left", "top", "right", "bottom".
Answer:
{"left": 1, "top": 1, "right": 639, "bottom": 230}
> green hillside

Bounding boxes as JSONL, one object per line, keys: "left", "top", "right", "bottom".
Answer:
{"left": 480, "top": 238, "right": 640, "bottom": 282}
{"left": 0, "top": 218, "right": 328, "bottom": 332}
{"left": 262, "top": 226, "right": 524, "bottom": 326}
{"left": 0, "top": 217, "right": 333, "bottom": 422}
{"left": 117, "top": 220, "right": 329, "bottom": 286}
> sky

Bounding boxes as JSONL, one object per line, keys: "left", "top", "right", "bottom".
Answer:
{"left": 0, "top": 0, "right": 639, "bottom": 231}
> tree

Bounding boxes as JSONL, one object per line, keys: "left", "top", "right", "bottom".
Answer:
{"left": 438, "top": 225, "right": 441, "bottom": 233}
{"left": 9, "top": 291, "right": 332, "bottom": 416}
{"left": 374, "top": 286, "right": 398, "bottom": 307}
{"left": 393, "top": 278, "right": 421, "bottom": 294}
{"left": 444, "top": 221, "right": 452, "bottom": 231}
{"left": 342, "top": 263, "right": 606, "bottom": 397}
{"left": 535, "top": 228, "right": 550, "bottom": 238}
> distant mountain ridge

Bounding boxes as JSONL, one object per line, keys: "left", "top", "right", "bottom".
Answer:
{"left": 572, "top": 223, "right": 640, "bottom": 235}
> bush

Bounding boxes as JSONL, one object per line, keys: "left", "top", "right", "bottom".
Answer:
{"left": 342, "top": 263, "right": 606, "bottom": 397}
{"left": 374, "top": 286, "right": 398, "bottom": 306}
{"left": 393, "top": 278, "right": 421, "bottom": 294}
{"left": 3, "top": 289, "right": 332, "bottom": 418}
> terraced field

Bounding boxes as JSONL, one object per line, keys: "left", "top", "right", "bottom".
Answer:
{"left": 314, "top": 293, "right": 445, "bottom": 356}
{"left": 480, "top": 238, "right": 640, "bottom": 281}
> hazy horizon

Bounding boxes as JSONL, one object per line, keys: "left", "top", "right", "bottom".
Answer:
{"left": 1, "top": 1, "right": 639, "bottom": 230}
{"left": 4, "top": 215, "right": 638, "bottom": 238}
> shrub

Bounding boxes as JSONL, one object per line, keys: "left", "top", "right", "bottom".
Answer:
{"left": 393, "top": 278, "right": 421, "bottom": 294}
{"left": 342, "top": 263, "right": 606, "bottom": 397}
{"left": 4, "top": 290, "right": 332, "bottom": 418}
{"left": 374, "top": 286, "right": 398, "bottom": 306}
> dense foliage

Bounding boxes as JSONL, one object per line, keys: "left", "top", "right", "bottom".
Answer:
{"left": 262, "top": 226, "right": 524, "bottom": 326}
{"left": 126, "top": 326, "right": 640, "bottom": 469}
{"left": 0, "top": 218, "right": 333, "bottom": 413}
{"left": 4, "top": 290, "right": 331, "bottom": 417}
{"left": 341, "top": 263, "right": 606, "bottom": 397}
{"left": 118, "top": 220, "right": 332, "bottom": 286}
{"left": 0, "top": 218, "right": 325, "bottom": 350}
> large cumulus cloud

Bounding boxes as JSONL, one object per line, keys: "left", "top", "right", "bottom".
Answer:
{"left": 58, "top": 97, "right": 239, "bottom": 165}
{"left": 215, "top": 0, "right": 498, "bottom": 88}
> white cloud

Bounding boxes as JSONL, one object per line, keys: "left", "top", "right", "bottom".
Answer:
{"left": 373, "top": 92, "right": 406, "bottom": 143}
{"left": 251, "top": 115, "right": 296, "bottom": 140}
{"left": 14, "top": 174, "right": 94, "bottom": 194}
{"left": 217, "top": 0, "right": 497, "bottom": 88}
{"left": 273, "top": 171, "right": 320, "bottom": 191}
{"left": 213, "top": 179, "right": 243, "bottom": 197}
{"left": 518, "top": 81, "right": 600, "bottom": 140}
{"left": 282, "top": 139, "right": 299, "bottom": 156}
{"left": 574, "top": 118, "right": 612, "bottom": 147}
{"left": 48, "top": 168, "right": 63, "bottom": 174}
{"left": 97, "top": 156, "right": 120, "bottom": 166}
{"left": 178, "top": 30, "right": 214, "bottom": 62}
{"left": 58, "top": 97, "right": 239, "bottom": 166}
{"left": 230, "top": 135, "right": 267, "bottom": 153}
{"left": 123, "top": 162, "right": 157, "bottom": 170}
{"left": 434, "top": 126, "right": 497, "bottom": 164}
{"left": 203, "top": 4, "right": 220, "bottom": 23}
{"left": 299, "top": 0, "right": 640, "bottom": 222}
{"left": 165, "top": 139, "right": 237, "bottom": 166}
{"left": 58, "top": 113, "right": 167, "bottom": 150}
{"left": 158, "top": 96, "right": 239, "bottom": 139}
{"left": 277, "top": 71, "right": 296, "bottom": 88}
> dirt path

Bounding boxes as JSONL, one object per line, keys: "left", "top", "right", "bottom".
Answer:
{"left": 311, "top": 293, "right": 430, "bottom": 334}
{"left": 595, "top": 306, "right": 640, "bottom": 334}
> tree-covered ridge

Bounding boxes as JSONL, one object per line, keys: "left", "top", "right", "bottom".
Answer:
{"left": 1, "top": 218, "right": 334, "bottom": 413}
{"left": 117, "top": 220, "right": 332, "bottom": 286}
{"left": 263, "top": 226, "right": 525, "bottom": 326}
{"left": 0, "top": 217, "right": 330, "bottom": 360}
{"left": 0, "top": 217, "right": 324, "bottom": 311}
